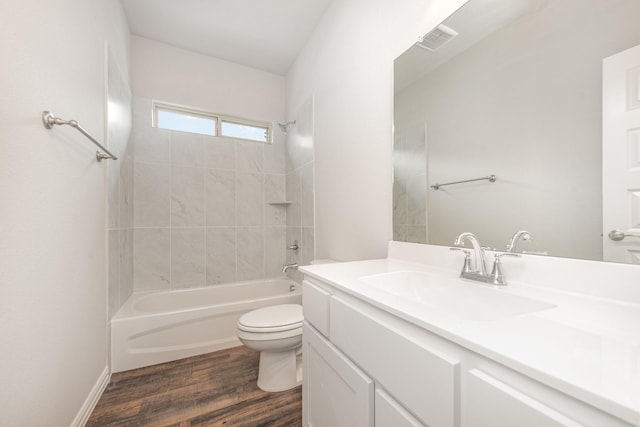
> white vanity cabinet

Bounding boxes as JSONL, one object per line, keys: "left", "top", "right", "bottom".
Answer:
{"left": 302, "top": 279, "right": 374, "bottom": 427}
{"left": 302, "top": 323, "right": 374, "bottom": 427}
{"left": 302, "top": 277, "right": 634, "bottom": 427}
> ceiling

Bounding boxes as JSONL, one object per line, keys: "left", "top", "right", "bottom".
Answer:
{"left": 121, "top": 0, "right": 332, "bottom": 75}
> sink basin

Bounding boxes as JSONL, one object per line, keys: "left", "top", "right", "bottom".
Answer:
{"left": 360, "top": 271, "right": 555, "bottom": 321}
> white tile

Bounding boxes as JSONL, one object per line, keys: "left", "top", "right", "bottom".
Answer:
{"left": 237, "top": 227, "right": 264, "bottom": 281}
{"left": 286, "top": 97, "right": 314, "bottom": 172}
{"left": 407, "top": 173, "right": 427, "bottom": 226}
{"left": 171, "top": 166, "right": 205, "bottom": 226}
{"left": 407, "top": 226, "right": 427, "bottom": 244}
{"left": 132, "top": 97, "right": 152, "bottom": 129}
{"left": 119, "top": 155, "right": 134, "bottom": 228}
{"left": 236, "top": 140, "right": 264, "bottom": 173}
{"left": 108, "top": 230, "right": 119, "bottom": 318}
{"left": 132, "top": 126, "right": 171, "bottom": 165}
{"left": 107, "top": 160, "right": 120, "bottom": 230}
{"left": 296, "top": 97, "right": 314, "bottom": 167}
{"left": 171, "top": 131, "right": 204, "bottom": 167}
{"left": 286, "top": 227, "right": 301, "bottom": 265}
{"left": 237, "top": 172, "right": 264, "bottom": 226}
{"left": 265, "top": 227, "right": 286, "bottom": 278}
{"left": 393, "top": 225, "right": 408, "bottom": 242}
{"left": 205, "top": 136, "right": 235, "bottom": 170}
{"left": 286, "top": 170, "right": 301, "bottom": 227}
{"left": 134, "top": 228, "right": 170, "bottom": 291}
{"left": 171, "top": 228, "right": 205, "bottom": 289}
{"left": 206, "top": 227, "right": 237, "bottom": 285}
{"left": 393, "top": 173, "right": 408, "bottom": 226}
{"left": 300, "top": 163, "right": 314, "bottom": 227}
{"left": 205, "top": 169, "right": 236, "bottom": 226}
{"left": 265, "top": 174, "right": 286, "bottom": 226}
{"left": 134, "top": 162, "right": 170, "bottom": 227}
{"left": 302, "top": 227, "right": 315, "bottom": 266}
{"left": 119, "top": 228, "right": 134, "bottom": 306}
{"left": 265, "top": 132, "right": 286, "bottom": 174}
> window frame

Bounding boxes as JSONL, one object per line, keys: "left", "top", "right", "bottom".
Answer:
{"left": 152, "top": 100, "right": 272, "bottom": 144}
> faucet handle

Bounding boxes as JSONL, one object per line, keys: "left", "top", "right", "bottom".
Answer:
{"left": 450, "top": 247, "right": 473, "bottom": 274}
{"left": 490, "top": 252, "right": 521, "bottom": 286}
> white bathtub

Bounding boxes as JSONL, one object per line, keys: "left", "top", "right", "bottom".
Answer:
{"left": 111, "top": 279, "right": 302, "bottom": 373}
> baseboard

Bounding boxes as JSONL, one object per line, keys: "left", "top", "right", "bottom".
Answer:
{"left": 71, "top": 366, "right": 110, "bottom": 427}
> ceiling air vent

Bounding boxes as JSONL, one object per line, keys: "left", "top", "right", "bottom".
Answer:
{"left": 416, "top": 24, "right": 458, "bottom": 51}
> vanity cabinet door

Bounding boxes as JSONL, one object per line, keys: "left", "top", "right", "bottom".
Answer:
{"left": 303, "top": 322, "right": 374, "bottom": 427}
{"left": 330, "top": 296, "right": 460, "bottom": 427}
{"left": 375, "top": 388, "right": 424, "bottom": 427}
{"left": 463, "top": 369, "right": 583, "bottom": 427}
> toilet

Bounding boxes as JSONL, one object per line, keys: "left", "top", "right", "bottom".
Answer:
{"left": 236, "top": 303, "right": 303, "bottom": 392}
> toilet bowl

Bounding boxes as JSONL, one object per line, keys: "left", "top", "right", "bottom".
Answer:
{"left": 237, "top": 303, "right": 303, "bottom": 392}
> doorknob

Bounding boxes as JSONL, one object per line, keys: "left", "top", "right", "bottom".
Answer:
{"left": 608, "top": 229, "right": 640, "bottom": 241}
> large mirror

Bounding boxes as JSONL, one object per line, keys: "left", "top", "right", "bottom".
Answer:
{"left": 393, "top": 0, "right": 640, "bottom": 263}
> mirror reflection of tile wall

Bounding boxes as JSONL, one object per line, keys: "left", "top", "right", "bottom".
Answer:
{"left": 393, "top": 122, "right": 427, "bottom": 244}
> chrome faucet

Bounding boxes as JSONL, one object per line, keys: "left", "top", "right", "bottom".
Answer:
{"left": 451, "top": 232, "right": 520, "bottom": 286}
{"left": 453, "top": 232, "right": 487, "bottom": 275}
{"left": 282, "top": 262, "right": 298, "bottom": 273}
{"left": 505, "top": 230, "right": 531, "bottom": 252}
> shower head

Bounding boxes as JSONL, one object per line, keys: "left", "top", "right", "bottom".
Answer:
{"left": 277, "top": 120, "right": 296, "bottom": 134}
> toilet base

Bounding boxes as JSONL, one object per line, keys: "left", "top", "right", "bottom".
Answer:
{"left": 257, "top": 348, "right": 302, "bottom": 392}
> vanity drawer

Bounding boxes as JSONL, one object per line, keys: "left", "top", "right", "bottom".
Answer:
{"left": 330, "top": 296, "right": 460, "bottom": 427}
{"left": 463, "top": 369, "right": 582, "bottom": 427}
{"left": 462, "top": 368, "right": 633, "bottom": 427}
{"left": 302, "top": 279, "right": 331, "bottom": 337}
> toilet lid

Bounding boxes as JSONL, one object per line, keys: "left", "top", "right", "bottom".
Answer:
{"left": 238, "top": 304, "right": 303, "bottom": 333}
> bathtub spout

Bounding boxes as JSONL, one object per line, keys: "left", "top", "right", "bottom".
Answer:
{"left": 282, "top": 263, "right": 298, "bottom": 273}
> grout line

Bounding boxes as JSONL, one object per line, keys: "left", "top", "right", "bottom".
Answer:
{"left": 234, "top": 140, "right": 238, "bottom": 283}
{"left": 168, "top": 131, "right": 173, "bottom": 290}
{"left": 203, "top": 135, "right": 208, "bottom": 288}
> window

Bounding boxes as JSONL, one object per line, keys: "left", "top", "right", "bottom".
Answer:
{"left": 153, "top": 101, "right": 271, "bottom": 143}
{"left": 156, "top": 107, "right": 216, "bottom": 136}
{"left": 221, "top": 119, "right": 269, "bottom": 143}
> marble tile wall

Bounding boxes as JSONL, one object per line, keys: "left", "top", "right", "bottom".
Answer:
{"left": 131, "top": 97, "right": 288, "bottom": 291}
{"left": 285, "top": 97, "right": 315, "bottom": 282}
{"left": 393, "top": 123, "right": 427, "bottom": 244}
{"left": 107, "top": 51, "right": 134, "bottom": 318}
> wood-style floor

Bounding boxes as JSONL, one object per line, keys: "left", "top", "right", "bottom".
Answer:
{"left": 87, "top": 346, "right": 302, "bottom": 427}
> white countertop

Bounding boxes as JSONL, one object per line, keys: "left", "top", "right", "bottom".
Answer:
{"left": 300, "top": 256, "right": 640, "bottom": 426}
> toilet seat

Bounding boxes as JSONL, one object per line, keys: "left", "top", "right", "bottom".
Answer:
{"left": 237, "top": 304, "right": 303, "bottom": 333}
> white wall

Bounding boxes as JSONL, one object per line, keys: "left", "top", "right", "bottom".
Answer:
{"left": 287, "top": 0, "right": 467, "bottom": 261}
{"left": 131, "top": 36, "right": 286, "bottom": 123}
{"left": 0, "top": 0, "right": 130, "bottom": 425}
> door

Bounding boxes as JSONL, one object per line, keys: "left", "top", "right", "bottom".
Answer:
{"left": 603, "top": 43, "right": 640, "bottom": 263}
